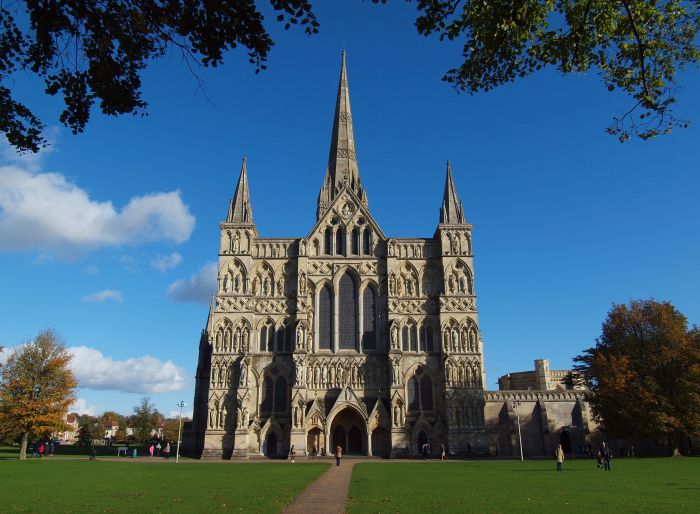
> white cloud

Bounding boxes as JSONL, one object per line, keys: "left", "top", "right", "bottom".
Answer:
{"left": 0, "top": 165, "right": 195, "bottom": 257}
{"left": 69, "top": 346, "right": 188, "bottom": 394}
{"left": 70, "top": 398, "right": 101, "bottom": 416}
{"left": 151, "top": 252, "right": 183, "bottom": 272}
{"left": 82, "top": 289, "right": 123, "bottom": 303}
{"left": 83, "top": 265, "right": 99, "bottom": 275}
{"left": 167, "top": 261, "right": 217, "bottom": 304}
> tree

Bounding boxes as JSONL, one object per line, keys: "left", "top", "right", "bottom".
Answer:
{"left": 130, "top": 397, "right": 160, "bottom": 442}
{"left": 1, "top": 1, "right": 319, "bottom": 153}
{"left": 574, "top": 300, "right": 700, "bottom": 454}
{"left": 409, "top": 0, "right": 700, "bottom": 142}
{"left": 0, "top": 329, "right": 77, "bottom": 459}
{"left": 78, "top": 422, "right": 97, "bottom": 446}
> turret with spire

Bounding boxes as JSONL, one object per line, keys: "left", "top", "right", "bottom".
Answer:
{"left": 317, "top": 51, "right": 368, "bottom": 220}
{"left": 227, "top": 157, "right": 254, "bottom": 225}
{"left": 439, "top": 161, "right": 466, "bottom": 225}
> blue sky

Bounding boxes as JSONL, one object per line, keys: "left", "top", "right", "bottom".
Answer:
{"left": 1, "top": 1, "right": 699, "bottom": 418}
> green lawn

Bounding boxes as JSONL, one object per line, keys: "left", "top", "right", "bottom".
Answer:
{"left": 0, "top": 458, "right": 329, "bottom": 513}
{"left": 348, "top": 458, "right": 700, "bottom": 513}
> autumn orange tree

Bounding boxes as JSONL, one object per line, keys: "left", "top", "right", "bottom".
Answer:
{"left": 0, "top": 329, "right": 77, "bottom": 459}
{"left": 574, "top": 300, "right": 700, "bottom": 455}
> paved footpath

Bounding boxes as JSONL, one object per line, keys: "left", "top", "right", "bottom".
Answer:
{"left": 282, "top": 459, "right": 357, "bottom": 514}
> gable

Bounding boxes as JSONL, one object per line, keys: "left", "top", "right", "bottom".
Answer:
{"left": 307, "top": 185, "right": 385, "bottom": 244}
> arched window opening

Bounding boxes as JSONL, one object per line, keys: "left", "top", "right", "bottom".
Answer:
{"left": 410, "top": 325, "right": 418, "bottom": 352}
{"left": 276, "top": 327, "right": 284, "bottom": 352}
{"left": 338, "top": 273, "right": 357, "bottom": 350}
{"left": 319, "top": 285, "right": 333, "bottom": 350}
{"left": 407, "top": 376, "right": 419, "bottom": 411}
{"left": 274, "top": 376, "right": 288, "bottom": 412}
{"left": 261, "top": 376, "right": 273, "bottom": 412}
{"left": 419, "top": 326, "right": 426, "bottom": 352}
{"left": 285, "top": 324, "right": 294, "bottom": 352}
{"left": 324, "top": 227, "right": 332, "bottom": 255}
{"left": 362, "top": 286, "right": 377, "bottom": 351}
{"left": 426, "top": 326, "right": 433, "bottom": 352}
{"left": 336, "top": 228, "right": 345, "bottom": 256}
{"left": 402, "top": 326, "right": 409, "bottom": 352}
{"left": 420, "top": 375, "right": 433, "bottom": 410}
{"left": 363, "top": 229, "right": 372, "bottom": 255}
{"left": 351, "top": 228, "right": 360, "bottom": 255}
{"left": 259, "top": 325, "right": 268, "bottom": 352}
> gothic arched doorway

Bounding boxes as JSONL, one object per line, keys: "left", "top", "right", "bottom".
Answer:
{"left": 307, "top": 427, "right": 324, "bottom": 455}
{"left": 371, "top": 427, "right": 390, "bottom": 457}
{"left": 559, "top": 428, "right": 572, "bottom": 454}
{"left": 330, "top": 407, "right": 366, "bottom": 455}
{"left": 417, "top": 431, "right": 428, "bottom": 455}
{"left": 266, "top": 432, "right": 278, "bottom": 457}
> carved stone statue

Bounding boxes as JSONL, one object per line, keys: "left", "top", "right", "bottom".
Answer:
{"left": 239, "top": 360, "right": 248, "bottom": 386}
{"left": 233, "top": 232, "right": 240, "bottom": 253}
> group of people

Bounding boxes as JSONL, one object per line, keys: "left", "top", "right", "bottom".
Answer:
{"left": 31, "top": 440, "right": 54, "bottom": 458}
{"left": 148, "top": 441, "right": 172, "bottom": 459}
{"left": 555, "top": 442, "right": 613, "bottom": 472}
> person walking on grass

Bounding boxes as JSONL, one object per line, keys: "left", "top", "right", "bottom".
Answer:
{"left": 312, "top": 445, "right": 317, "bottom": 460}
{"left": 441, "top": 443, "right": 447, "bottom": 461}
{"left": 289, "top": 444, "right": 296, "bottom": 463}
{"left": 335, "top": 445, "right": 342, "bottom": 466}
{"left": 149, "top": 444, "right": 154, "bottom": 457}
{"left": 164, "top": 442, "right": 171, "bottom": 460}
{"left": 600, "top": 442, "right": 612, "bottom": 472}
{"left": 555, "top": 444, "right": 565, "bottom": 472}
{"left": 156, "top": 441, "right": 161, "bottom": 457}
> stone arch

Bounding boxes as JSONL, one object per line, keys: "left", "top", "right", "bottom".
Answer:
{"left": 399, "top": 261, "right": 419, "bottom": 297}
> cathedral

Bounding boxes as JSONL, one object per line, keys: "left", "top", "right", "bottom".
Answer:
{"left": 191, "top": 53, "right": 593, "bottom": 459}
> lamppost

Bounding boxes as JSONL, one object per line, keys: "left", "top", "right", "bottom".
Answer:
{"left": 512, "top": 400, "right": 524, "bottom": 461}
{"left": 176, "top": 401, "right": 186, "bottom": 464}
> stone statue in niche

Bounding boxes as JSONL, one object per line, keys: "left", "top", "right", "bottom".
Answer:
{"left": 239, "top": 360, "right": 248, "bottom": 386}
{"left": 233, "top": 232, "right": 240, "bottom": 253}
{"left": 299, "top": 239, "right": 307, "bottom": 256}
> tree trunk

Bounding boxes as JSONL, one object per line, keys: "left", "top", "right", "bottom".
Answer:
{"left": 19, "top": 432, "right": 29, "bottom": 460}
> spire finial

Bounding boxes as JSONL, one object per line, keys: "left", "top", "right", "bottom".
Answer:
{"left": 227, "top": 156, "right": 255, "bottom": 224}
{"left": 317, "top": 50, "right": 366, "bottom": 220}
{"left": 439, "top": 160, "right": 466, "bottom": 225}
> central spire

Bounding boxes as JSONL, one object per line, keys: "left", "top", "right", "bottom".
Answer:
{"left": 317, "top": 51, "right": 367, "bottom": 220}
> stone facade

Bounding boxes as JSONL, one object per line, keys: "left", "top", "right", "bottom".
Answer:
{"left": 191, "top": 53, "right": 488, "bottom": 459}
{"left": 190, "top": 53, "right": 604, "bottom": 459}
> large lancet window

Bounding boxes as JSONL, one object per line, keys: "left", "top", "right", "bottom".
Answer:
{"left": 324, "top": 228, "right": 332, "bottom": 255}
{"left": 260, "top": 367, "right": 288, "bottom": 415}
{"left": 338, "top": 273, "right": 357, "bottom": 350}
{"left": 261, "top": 376, "right": 273, "bottom": 412}
{"left": 363, "top": 229, "right": 372, "bottom": 255}
{"left": 362, "top": 286, "right": 377, "bottom": 351}
{"left": 407, "top": 368, "right": 433, "bottom": 412}
{"left": 336, "top": 228, "right": 345, "bottom": 256}
{"left": 407, "top": 376, "right": 419, "bottom": 411}
{"left": 351, "top": 228, "right": 359, "bottom": 255}
{"left": 419, "top": 324, "right": 433, "bottom": 352}
{"left": 274, "top": 375, "right": 288, "bottom": 412}
{"left": 318, "top": 284, "right": 333, "bottom": 350}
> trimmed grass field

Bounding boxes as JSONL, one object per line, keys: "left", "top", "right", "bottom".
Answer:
{"left": 348, "top": 458, "right": 700, "bottom": 513}
{"left": 0, "top": 457, "right": 329, "bottom": 513}
{"left": 2, "top": 451, "right": 698, "bottom": 513}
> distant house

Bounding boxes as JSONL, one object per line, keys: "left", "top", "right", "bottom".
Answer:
{"left": 104, "top": 423, "right": 119, "bottom": 439}
{"left": 53, "top": 413, "right": 79, "bottom": 443}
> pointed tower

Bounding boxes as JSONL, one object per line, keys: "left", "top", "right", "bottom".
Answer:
{"left": 227, "top": 157, "right": 254, "bottom": 224}
{"left": 317, "top": 51, "right": 367, "bottom": 219}
{"left": 439, "top": 161, "right": 466, "bottom": 225}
